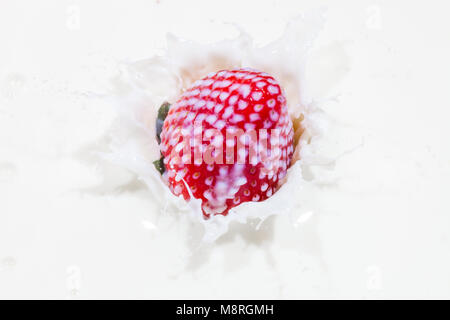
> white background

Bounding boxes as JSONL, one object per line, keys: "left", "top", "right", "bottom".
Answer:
{"left": 1, "top": 0, "right": 449, "bottom": 299}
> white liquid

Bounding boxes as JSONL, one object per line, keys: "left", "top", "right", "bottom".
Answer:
{"left": 1, "top": 1, "right": 449, "bottom": 299}
{"left": 108, "top": 13, "right": 326, "bottom": 242}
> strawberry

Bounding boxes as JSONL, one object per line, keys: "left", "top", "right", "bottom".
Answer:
{"left": 157, "top": 68, "right": 294, "bottom": 217}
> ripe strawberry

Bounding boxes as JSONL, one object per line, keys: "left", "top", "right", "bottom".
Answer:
{"left": 158, "top": 68, "right": 294, "bottom": 217}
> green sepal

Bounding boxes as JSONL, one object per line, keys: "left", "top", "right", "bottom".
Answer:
{"left": 153, "top": 156, "right": 165, "bottom": 175}
{"left": 156, "top": 102, "right": 171, "bottom": 144}
{"left": 154, "top": 102, "right": 170, "bottom": 175}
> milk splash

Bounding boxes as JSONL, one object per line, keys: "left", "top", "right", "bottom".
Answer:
{"left": 107, "top": 12, "right": 326, "bottom": 242}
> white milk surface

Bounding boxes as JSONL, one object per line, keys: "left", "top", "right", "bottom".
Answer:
{"left": 1, "top": 0, "right": 450, "bottom": 299}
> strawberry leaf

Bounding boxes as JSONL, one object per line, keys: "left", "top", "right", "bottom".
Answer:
{"left": 156, "top": 102, "right": 170, "bottom": 144}
{"left": 153, "top": 156, "right": 165, "bottom": 175}
{"left": 154, "top": 102, "right": 170, "bottom": 175}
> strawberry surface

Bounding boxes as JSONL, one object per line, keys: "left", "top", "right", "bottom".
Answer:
{"left": 159, "top": 68, "right": 294, "bottom": 217}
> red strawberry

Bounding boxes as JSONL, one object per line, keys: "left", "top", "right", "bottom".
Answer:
{"left": 158, "top": 68, "right": 294, "bottom": 217}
